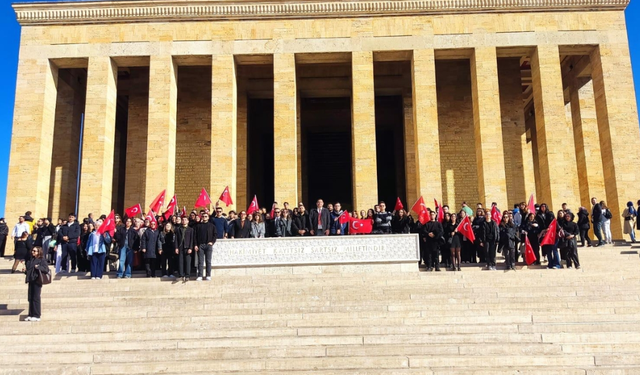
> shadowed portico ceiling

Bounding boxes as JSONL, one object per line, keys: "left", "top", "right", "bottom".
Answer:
{"left": 13, "top": 0, "right": 630, "bottom": 25}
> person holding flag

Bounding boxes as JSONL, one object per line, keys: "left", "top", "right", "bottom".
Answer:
{"left": 536, "top": 203, "right": 556, "bottom": 264}
{"left": 330, "top": 202, "right": 347, "bottom": 235}
{"left": 391, "top": 209, "right": 412, "bottom": 234}
{"left": 559, "top": 211, "right": 581, "bottom": 269}
{"left": 523, "top": 212, "right": 542, "bottom": 265}
{"left": 457, "top": 210, "right": 475, "bottom": 270}
{"left": 444, "top": 213, "right": 463, "bottom": 271}
{"left": 422, "top": 210, "right": 443, "bottom": 272}
{"left": 114, "top": 217, "right": 139, "bottom": 279}
{"left": 86, "top": 218, "right": 112, "bottom": 280}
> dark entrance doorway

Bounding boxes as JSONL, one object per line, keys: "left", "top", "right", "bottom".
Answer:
{"left": 375, "top": 96, "right": 406, "bottom": 208}
{"left": 247, "top": 98, "right": 274, "bottom": 208}
{"left": 301, "top": 97, "right": 353, "bottom": 209}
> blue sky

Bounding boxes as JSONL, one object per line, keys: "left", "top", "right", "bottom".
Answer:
{"left": 0, "top": 1, "right": 639, "bottom": 217}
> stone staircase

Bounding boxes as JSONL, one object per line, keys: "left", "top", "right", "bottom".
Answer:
{"left": 1, "top": 245, "right": 640, "bottom": 374}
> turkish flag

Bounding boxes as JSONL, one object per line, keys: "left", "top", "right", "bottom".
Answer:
{"left": 394, "top": 197, "right": 404, "bottom": 212}
{"left": 180, "top": 206, "right": 187, "bottom": 218}
{"left": 194, "top": 188, "right": 212, "bottom": 208}
{"left": 339, "top": 210, "right": 351, "bottom": 225}
{"left": 163, "top": 195, "right": 177, "bottom": 221}
{"left": 219, "top": 186, "right": 233, "bottom": 207}
{"left": 524, "top": 236, "right": 536, "bottom": 265}
{"left": 125, "top": 203, "right": 142, "bottom": 219}
{"left": 418, "top": 210, "right": 429, "bottom": 225}
{"left": 434, "top": 198, "right": 444, "bottom": 223}
{"left": 349, "top": 218, "right": 372, "bottom": 234}
{"left": 247, "top": 195, "right": 259, "bottom": 215}
{"left": 145, "top": 210, "right": 157, "bottom": 226}
{"left": 270, "top": 202, "right": 276, "bottom": 218}
{"left": 411, "top": 196, "right": 427, "bottom": 216}
{"left": 528, "top": 194, "right": 536, "bottom": 214}
{"left": 491, "top": 205, "right": 502, "bottom": 223}
{"left": 149, "top": 189, "right": 166, "bottom": 213}
{"left": 457, "top": 216, "right": 476, "bottom": 242}
{"left": 540, "top": 219, "right": 557, "bottom": 246}
{"left": 97, "top": 210, "right": 116, "bottom": 236}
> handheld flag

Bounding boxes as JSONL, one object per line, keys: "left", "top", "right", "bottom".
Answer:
{"left": 434, "top": 198, "right": 444, "bottom": 223}
{"left": 247, "top": 195, "right": 259, "bottom": 215}
{"left": 180, "top": 206, "right": 187, "bottom": 218}
{"left": 97, "top": 210, "right": 116, "bottom": 236}
{"left": 194, "top": 188, "right": 212, "bottom": 208}
{"left": 394, "top": 197, "right": 404, "bottom": 212}
{"left": 457, "top": 215, "right": 476, "bottom": 242}
{"left": 124, "top": 204, "right": 142, "bottom": 219}
{"left": 163, "top": 195, "right": 177, "bottom": 221}
{"left": 418, "top": 210, "right": 429, "bottom": 225}
{"left": 540, "top": 219, "right": 558, "bottom": 246}
{"left": 491, "top": 205, "right": 502, "bottom": 223}
{"left": 528, "top": 194, "right": 536, "bottom": 214}
{"left": 219, "top": 186, "right": 233, "bottom": 207}
{"left": 339, "top": 210, "right": 351, "bottom": 225}
{"left": 349, "top": 218, "right": 372, "bottom": 234}
{"left": 524, "top": 236, "right": 536, "bottom": 265}
{"left": 411, "top": 196, "right": 427, "bottom": 216}
{"left": 270, "top": 202, "right": 277, "bottom": 218}
{"left": 149, "top": 189, "right": 166, "bottom": 213}
{"left": 145, "top": 210, "right": 157, "bottom": 226}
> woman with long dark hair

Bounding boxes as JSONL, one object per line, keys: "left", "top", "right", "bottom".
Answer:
{"left": 25, "top": 246, "right": 49, "bottom": 321}
{"left": 158, "top": 222, "right": 176, "bottom": 278}
{"left": 499, "top": 213, "right": 518, "bottom": 271}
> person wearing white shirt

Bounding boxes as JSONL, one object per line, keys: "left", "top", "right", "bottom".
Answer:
{"left": 11, "top": 216, "right": 30, "bottom": 241}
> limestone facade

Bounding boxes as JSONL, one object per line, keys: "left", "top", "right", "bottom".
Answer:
{"left": 5, "top": 0, "right": 640, "bottom": 243}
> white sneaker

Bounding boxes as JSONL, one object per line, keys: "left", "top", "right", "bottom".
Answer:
{"left": 97, "top": 277, "right": 102, "bottom": 280}
{"left": 31, "top": 317, "right": 40, "bottom": 322}
{"left": 205, "top": 276, "right": 211, "bottom": 281}
{"left": 25, "top": 317, "right": 32, "bottom": 321}
{"left": 91, "top": 277, "right": 96, "bottom": 280}
{"left": 196, "top": 277, "right": 202, "bottom": 281}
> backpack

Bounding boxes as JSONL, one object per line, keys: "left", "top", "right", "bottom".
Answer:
{"left": 604, "top": 209, "right": 613, "bottom": 220}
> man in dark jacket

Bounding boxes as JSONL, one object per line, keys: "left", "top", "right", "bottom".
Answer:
{"left": 422, "top": 211, "right": 444, "bottom": 271}
{"left": 591, "top": 197, "right": 605, "bottom": 246}
{"left": 484, "top": 209, "right": 500, "bottom": 269}
{"left": 309, "top": 199, "right": 331, "bottom": 236}
{"left": 230, "top": 211, "right": 251, "bottom": 238}
{"left": 175, "top": 216, "right": 194, "bottom": 281}
{"left": 292, "top": 204, "right": 310, "bottom": 236}
{"left": 57, "top": 213, "right": 81, "bottom": 273}
{"left": 194, "top": 213, "right": 217, "bottom": 281}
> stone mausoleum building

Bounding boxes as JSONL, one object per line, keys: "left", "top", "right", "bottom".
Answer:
{"left": 6, "top": 0, "right": 640, "bottom": 239}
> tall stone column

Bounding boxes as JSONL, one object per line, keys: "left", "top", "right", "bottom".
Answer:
{"left": 471, "top": 47, "right": 508, "bottom": 208}
{"left": 273, "top": 53, "right": 299, "bottom": 205}
{"left": 144, "top": 56, "right": 177, "bottom": 211}
{"left": 236, "top": 79, "right": 248, "bottom": 210}
{"left": 590, "top": 44, "right": 640, "bottom": 240}
{"left": 78, "top": 57, "right": 118, "bottom": 217}
{"left": 411, "top": 49, "right": 442, "bottom": 203}
{"left": 403, "top": 90, "right": 417, "bottom": 207}
{"left": 530, "top": 45, "right": 580, "bottom": 210}
{"left": 5, "top": 59, "right": 58, "bottom": 239}
{"left": 124, "top": 68, "right": 149, "bottom": 209}
{"left": 211, "top": 54, "right": 238, "bottom": 210}
{"left": 351, "top": 51, "right": 378, "bottom": 211}
{"left": 569, "top": 79, "right": 606, "bottom": 211}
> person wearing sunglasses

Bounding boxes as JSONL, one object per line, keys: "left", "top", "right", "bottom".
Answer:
{"left": 25, "top": 247, "right": 49, "bottom": 322}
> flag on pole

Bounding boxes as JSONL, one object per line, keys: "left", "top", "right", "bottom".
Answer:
{"left": 145, "top": 210, "right": 157, "bottom": 226}
{"left": 457, "top": 215, "right": 476, "bottom": 242}
{"left": 270, "top": 202, "right": 277, "bottom": 218}
{"left": 219, "top": 186, "right": 233, "bottom": 207}
{"left": 528, "top": 194, "right": 536, "bottom": 214}
{"left": 491, "top": 205, "right": 502, "bottom": 223}
{"left": 434, "top": 198, "right": 444, "bottom": 223}
{"left": 418, "top": 210, "right": 430, "bottom": 225}
{"left": 394, "top": 197, "right": 404, "bottom": 212}
{"left": 339, "top": 210, "right": 351, "bottom": 225}
{"left": 540, "top": 219, "right": 558, "bottom": 246}
{"left": 97, "top": 210, "right": 116, "bottom": 236}
{"left": 411, "top": 196, "right": 427, "bottom": 216}
{"left": 194, "top": 188, "right": 212, "bottom": 208}
{"left": 124, "top": 204, "right": 142, "bottom": 219}
{"left": 524, "top": 236, "right": 537, "bottom": 265}
{"left": 149, "top": 189, "right": 166, "bottom": 213}
{"left": 163, "top": 195, "right": 177, "bottom": 221}
{"left": 180, "top": 206, "right": 187, "bottom": 218}
{"left": 247, "top": 195, "right": 259, "bottom": 215}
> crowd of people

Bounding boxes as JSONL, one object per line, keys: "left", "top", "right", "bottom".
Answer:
{"left": 4, "top": 196, "right": 635, "bottom": 282}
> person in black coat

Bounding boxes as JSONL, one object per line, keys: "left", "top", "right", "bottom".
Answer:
{"left": 194, "top": 213, "right": 217, "bottom": 281}
{"left": 471, "top": 209, "right": 486, "bottom": 264}
{"left": 25, "top": 247, "right": 49, "bottom": 321}
{"left": 524, "top": 213, "right": 542, "bottom": 265}
{"left": 0, "top": 218, "right": 8, "bottom": 257}
{"left": 499, "top": 216, "right": 519, "bottom": 271}
{"left": 484, "top": 210, "right": 500, "bottom": 270}
{"left": 309, "top": 199, "right": 331, "bottom": 236}
{"left": 412, "top": 219, "right": 426, "bottom": 268}
{"left": 57, "top": 213, "right": 81, "bottom": 273}
{"left": 292, "top": 205, "right": 310, "bottom": 236}
{"left": 576, "top": 207, "right": 592, "bottom": 247}
{"left": 560, "top": 212, "right": 580, "bottom": 268}
{"left": 230, "top": 211, "right": 252, "bottom": 239}
{"left": 422, "top": 211, "right": 444, "bottom": 271}
{"left": 590, "top": 197, "right": 605, "bottom": 246}
{"left": 174, "top": 217, "right": 194, "bottom": 280}
{"left": 158, "top": 222, "right": 176, "bottom": 278}
{"left": 391, "top": 210, "right": 413, "bottom": 234}
{"left": 114, "top": 218, "right": 139, "bottom": 279}
{"left": 141, "top": 221, "right": 160, "bottom": 278}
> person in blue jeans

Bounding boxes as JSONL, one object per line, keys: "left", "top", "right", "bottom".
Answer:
{"left": 114, "top": 218, "right": 139, "bottom": 278}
